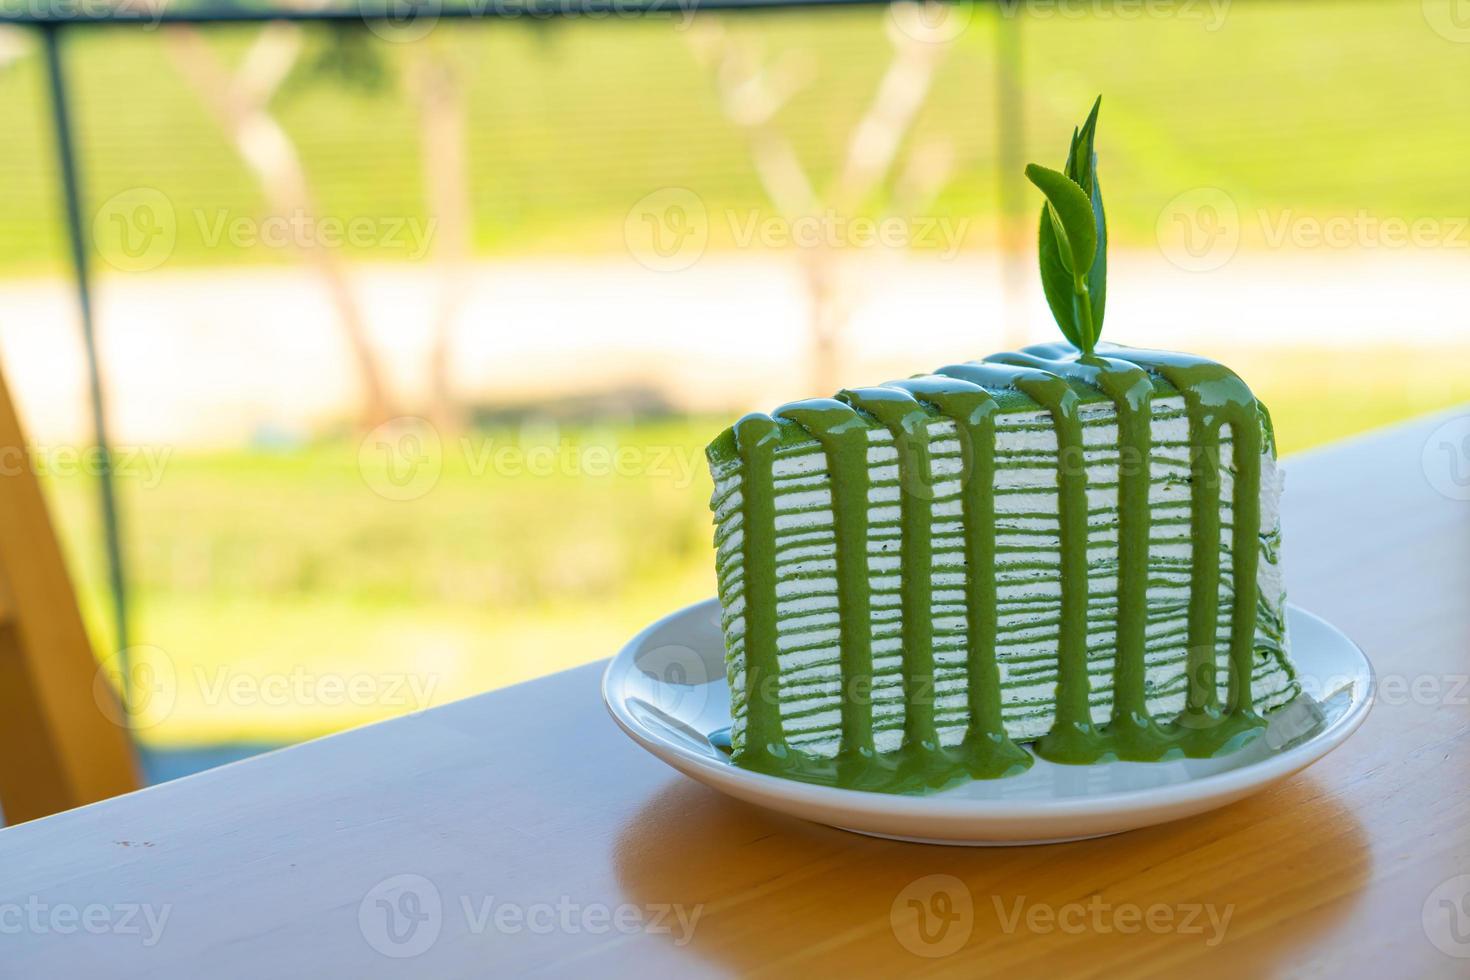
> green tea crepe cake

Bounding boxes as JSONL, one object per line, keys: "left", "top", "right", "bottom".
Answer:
{"left": 705, "top": 101, "right": 1300, "bottom": 793}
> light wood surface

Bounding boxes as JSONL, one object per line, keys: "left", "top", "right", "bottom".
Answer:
{"left": 0, "top": 365, "right": 138, "bottom": 824}
{"left": 1, "top": 409, "right": 1466, "bottom": 978}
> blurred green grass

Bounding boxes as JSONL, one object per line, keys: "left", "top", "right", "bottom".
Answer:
{"left": 44, "top": 348, "right": 1470, "bottom": 746}
{"left": 3, "top": 0, "right": 1468, "bottom": 272}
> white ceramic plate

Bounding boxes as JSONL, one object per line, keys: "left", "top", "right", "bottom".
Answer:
{"left": 603, "top": 600, "right": 1373, "bottom": 845}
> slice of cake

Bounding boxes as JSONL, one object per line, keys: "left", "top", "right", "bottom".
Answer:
{"left": 708, "top": 344, "right": 1298, "bottom": 792}
{"left": 703, "top": 99, "right": 1300, "bottom": 793}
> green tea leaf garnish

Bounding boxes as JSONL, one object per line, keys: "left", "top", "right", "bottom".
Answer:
{"left": 1027, "top": 96, "right": 1107, "bottom": 355}
{"left": 1025, "top": 164, "right": 1096, "bottom": 281}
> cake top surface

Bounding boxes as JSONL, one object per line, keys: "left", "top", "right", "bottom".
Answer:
{"left": 707, "top": 342, "right": 1276, "bottom": 470}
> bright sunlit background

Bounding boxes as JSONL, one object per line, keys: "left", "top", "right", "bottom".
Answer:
{"left": 3, "top": 0, "right": 1467, "bottom": 775}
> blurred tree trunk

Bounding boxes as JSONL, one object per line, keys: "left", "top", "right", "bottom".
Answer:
{"left": 413, "top": 42, "right": 472, "bottom": 435}
{"left": 690, "top": 5, "right": 954, "bottom": 396}
{"left": 994, "top": 10, "right": 1029, "bottom": 352}
{"left": 163, "top": 23, "right": 397, "bottom": 430}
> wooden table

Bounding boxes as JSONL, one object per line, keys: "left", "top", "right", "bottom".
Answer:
{"left": 3, "top": 410, "right": 1467, "bottom": 978}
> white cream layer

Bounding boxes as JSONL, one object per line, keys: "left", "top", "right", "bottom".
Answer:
{"left": 710, "top": 395, "right": 1294, "bottom": 757}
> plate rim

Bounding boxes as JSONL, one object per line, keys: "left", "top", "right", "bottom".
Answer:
{"left": 602, "top": 598, "right": 1374, "bottom": 819}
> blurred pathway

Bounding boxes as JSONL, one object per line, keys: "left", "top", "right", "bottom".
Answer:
{"left": 0, "top": 248, "right": 1464, "bottom": 445}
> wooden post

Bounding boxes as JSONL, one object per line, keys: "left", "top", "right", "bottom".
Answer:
{"left": 0, "top": 367, "right": 139, "bottom": 824}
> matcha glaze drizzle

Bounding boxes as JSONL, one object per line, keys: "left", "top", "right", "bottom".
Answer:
{"left": 724, "top": 342, "right": 1270, "bottom": 793}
